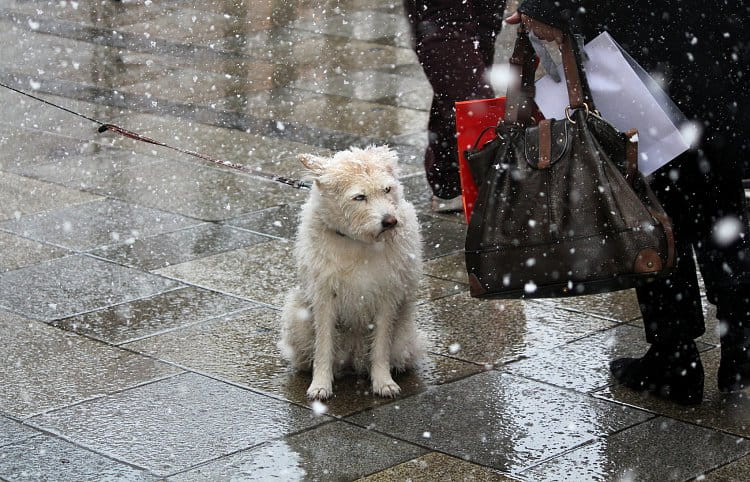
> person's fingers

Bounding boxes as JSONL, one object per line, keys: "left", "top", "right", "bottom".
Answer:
{"left": 507, "top": 13, "right": 563, "bottom": 43}
{"left": 505, "top": 11, "right": 522, "bottom": 24}
{"left": 527, "top": 17, "right": 565, "bottom": 44}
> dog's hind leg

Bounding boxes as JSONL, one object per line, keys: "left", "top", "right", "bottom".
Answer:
{"left": 278, "top": 288, "right": 314, "bottom": 371}
{"left": 370, "top": 303, "right": 401, "bottom": 398}
{"left": 307, "top": 299, "right": 337, "bottom": 400}
{"left": 389, "top": 302, "right": 424, "bottom": 372}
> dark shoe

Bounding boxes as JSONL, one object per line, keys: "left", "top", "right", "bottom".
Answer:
{"left": 718, "top": 343, "right": 750, "bottom": 392}
{"left": 609, "top": 341, "right": 704, "bottom": 405}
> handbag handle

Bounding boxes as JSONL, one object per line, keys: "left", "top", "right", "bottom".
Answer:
{"left": 504, "top": 25, "right": 596, "bottom": 125}
{"left": 503, "top": 26, "right": 539, "bottom": 125}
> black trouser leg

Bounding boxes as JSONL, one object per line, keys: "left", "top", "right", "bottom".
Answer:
{"left": 403, "top": 0, "right": 506, "bottom": 199}
{"left": 636, "top": 152, "right": 705, "bottom": 343}
{"left": 636, "top": 142, "right": 750, "bottom": 344}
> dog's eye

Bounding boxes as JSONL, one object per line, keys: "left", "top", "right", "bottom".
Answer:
{"left": 352, "top": 194, "right": 367, "bottom": 201}
{"left": 384, "top": 186, "right": 392, "bottom": 194}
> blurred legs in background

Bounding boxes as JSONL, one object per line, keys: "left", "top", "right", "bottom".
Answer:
{"left": 403, "top": 0, "right": 506, "bottom": 209}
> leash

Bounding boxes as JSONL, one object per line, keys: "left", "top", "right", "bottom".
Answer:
{"left": 0, "top": 81, "right": 312, "bottom": 190}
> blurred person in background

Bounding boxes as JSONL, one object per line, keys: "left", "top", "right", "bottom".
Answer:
{"left": 403, "top": 0, "right": 507, "bottom": 213}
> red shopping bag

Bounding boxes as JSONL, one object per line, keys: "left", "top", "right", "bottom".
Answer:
{"left": 456, "top": 96, "right": 544, "bottom": 221}
{"left": 455, "top": 97, "right": 507, "bottom": 222}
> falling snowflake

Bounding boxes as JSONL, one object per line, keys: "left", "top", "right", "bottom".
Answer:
{"left": 311, "top": 400, "right": 328, "bottom": 416}
{"left": 524, "top": 281, "right": 537, "bottom": 294}
{"left": 713, "top": 216, "right": 742, "bottom": 247}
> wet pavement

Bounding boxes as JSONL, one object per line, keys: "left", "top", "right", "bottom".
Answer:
{"left": 1, "top": 1, "right": 749, "bottom": 481}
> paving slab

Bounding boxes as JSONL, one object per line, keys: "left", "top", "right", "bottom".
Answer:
{"left": 520, "top": 417, "right": 750, "bottom": 481}
{"left": 423, "top": 252, "right": 469, "bottom": 284}
{"left": 705, "top": 454, "right": 750, "bottom": 481}
{"left": 124, "top": 307, "right": 484, "bottom": 417}
{"left": 6, "top": 31, "right": 161, "bottom": 89}
{"left": 0, "top": 435, "right": 155, "bottom": 482}
{"left": 359, "top": 452, "right": 519, "bottom": 481}
{"left": 0, "top": 231, "right": 68, "bottom": 273}
{"left": 594, "top": 347, "right": 750, "bottom": 438}
{"left": 505, "top": 324, "right": 714, "bottom": 393}
{"left": 0, "top": 171, "right": 99, "bottom": 222}
{"left": 52, "top": 286, "right": 253, "bottom": 345}
{"left": 0, "top": 416, "right": 38, "bottom": 448}
{"left": 536, "top": 288, "right": 643, "bottom": 323}
{"left": 0, "top": 198, "right": 200, "bottom": 251}
{"left": 0, "top": 254, "right": 180, "bottom": 321}
{"left": 391, "top": 88, "right": 433, "bottom": 110}
{"left": 30, "top": 372, "right": 325, "bottom": 476}
{"left": 417, "top": 292, "right": 616, "bottom": 366}
{"left": 216, "top": 36, "right": 418, "bottom": 80}
{"left": 3, "top": 0, "right": 169, "bottom": 25}
{"left": 292, "top": 69, "right": 426, "bottom": 102}
{"left": 0, "top": 310, "right": 179, "bottom": 418}
{"left": 118, "top": 8, "right": 262, "bottom": 45}
{"left": 0, "top": 89, "right": 109, "bottom": 138}
{"left": 89, "top": 223, "right": 272, "bottom": 270}
{"left": 14, "top": 148, "right": 164, "bottom": 190}
{"left": 88, "top": 158, "right": 306, "bottom": 221}
{"left": 347, "top": 371, "right": 653, "bottom": 473}
{"left": 400, "top": 173, "right": 434, "bottom": 207}
{"left": 122, "top": 65, "right": 276, "bottom": 105}
{"left": 419, "top": 214, "right": 467, "bottom": 260}
{"left": 0, "top": 124, "right": 98, "bottom": 172}
{"left": 233, "top": 88, "right": 427, "bottom": 139}
{"left": 293, "top": 10, "right": 411, "bottom": 47}
{"left": 155, "top": 240, "right": 296, "bottom": 307}
{"left": 169, "top": 421, "right": 426, "bottom": 481}
{"left": 223, "top": 203, "right": 302, "bottom": 239}
{"left": 418, "top": 275, "right": 468, "bottom": 303}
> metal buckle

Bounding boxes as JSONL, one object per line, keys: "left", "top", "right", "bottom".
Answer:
{"left": 564, "top": 102, "right": 590, "bottom": 123}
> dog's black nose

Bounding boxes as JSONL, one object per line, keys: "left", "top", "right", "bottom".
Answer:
{"left": 381, "top": 215, "right": 398, "bottom": 230}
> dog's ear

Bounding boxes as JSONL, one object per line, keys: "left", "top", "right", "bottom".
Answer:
{"left": 366, "top": 145, "right": 399, "bottom": 175}
{"left": 298, "top": 154, "right": 327, "bottom": 174}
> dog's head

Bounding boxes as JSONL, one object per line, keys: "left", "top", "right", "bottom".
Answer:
{"left": 299, "top": 145, "right": 405, "bottom": 243}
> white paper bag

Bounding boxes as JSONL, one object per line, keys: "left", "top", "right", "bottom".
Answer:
{"left": 534, "top": 32, "right": 693, "bottom": 176}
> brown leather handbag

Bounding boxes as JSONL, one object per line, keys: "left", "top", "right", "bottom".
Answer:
{"left": 465, "top": 27, "right": 675, "bottom": 299}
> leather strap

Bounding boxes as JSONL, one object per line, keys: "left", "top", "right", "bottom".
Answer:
{"left": 538, "top": 119, "right": 552, "bottom": 169}
{"left": 624, "top": 129, "right": 639, "bottom": 184}
{"left": 648, "top": 207, "right": 676, "bottom": 270}
{"left": 504, "top": 27, "right": 596, "bottom": 122}
{"left": 504, "top": 27, "right": 538, "bottom": 126}
{"left": 560, "top": 34, "right": 595, "bottom": 110}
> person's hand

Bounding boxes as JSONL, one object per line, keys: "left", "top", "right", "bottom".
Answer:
{"left": 505, "top": 11, "right": 564, "bottom": 44}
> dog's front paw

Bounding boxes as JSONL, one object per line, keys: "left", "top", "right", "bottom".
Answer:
{"left": 307, "top": 383, "right": 333, "bottom": 400}
{"left": 373, "top": 378, "right": 401, "bottom": 398}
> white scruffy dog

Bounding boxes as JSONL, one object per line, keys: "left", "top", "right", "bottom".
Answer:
{"left": 278, "top": 145, "right": 424, "bottom": 400}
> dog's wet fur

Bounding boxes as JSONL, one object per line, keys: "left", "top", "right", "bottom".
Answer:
{"left": 278, "top": 145, "right": 424, "bottom": 400}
